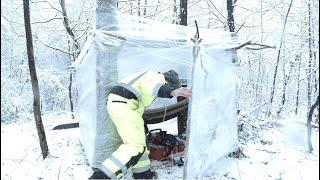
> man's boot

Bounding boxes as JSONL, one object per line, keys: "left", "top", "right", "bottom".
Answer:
{"left": 88, "top": 169, "right": 111, "bottom": 179}
{"left": 133, "top": 169, "right": 157, "bottom": 179}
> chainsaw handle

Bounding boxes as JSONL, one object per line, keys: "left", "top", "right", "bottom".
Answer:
{"left": 147, "top": 128, "right": 167, "bottom": 136}
{"left": 149, "top": 129, "right": 162, "bottom": 133}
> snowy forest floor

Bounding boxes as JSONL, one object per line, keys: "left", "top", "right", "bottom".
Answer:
{"left": 1, "top": 113, "right": 319, "bottom": 180}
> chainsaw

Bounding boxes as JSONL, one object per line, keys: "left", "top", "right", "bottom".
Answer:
{"left": 146, "top": 129, "right": 185, "bottom": 166}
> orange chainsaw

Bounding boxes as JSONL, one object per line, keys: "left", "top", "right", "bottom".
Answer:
{"left": 146, "top": 129, "right": 185, "bottom": 165}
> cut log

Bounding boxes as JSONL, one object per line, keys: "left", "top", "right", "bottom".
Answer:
{"left": 143, "top": 99, "right": 189, "bottom": 124}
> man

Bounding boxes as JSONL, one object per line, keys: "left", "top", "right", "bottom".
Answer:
{"left": 89, "top": 70, "right": 192, "bottom": 179}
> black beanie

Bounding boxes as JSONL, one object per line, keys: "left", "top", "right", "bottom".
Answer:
{"left": 163, "top": 70, "right": 181, "bottom": 89}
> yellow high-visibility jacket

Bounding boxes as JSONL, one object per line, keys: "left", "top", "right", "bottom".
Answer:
{"left": 117, "top": 70, "right": 180, "bottom": 108}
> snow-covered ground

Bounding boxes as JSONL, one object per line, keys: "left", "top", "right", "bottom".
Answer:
{"left": 1, "top": 113, "right": 319, "bottom": 180}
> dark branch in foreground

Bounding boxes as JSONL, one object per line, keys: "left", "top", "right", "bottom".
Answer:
{"left": 228, "top": 41, "right": 276, "bottom": 51}
{"left": 53, "top": 99, "right": 189, "bottom": 130}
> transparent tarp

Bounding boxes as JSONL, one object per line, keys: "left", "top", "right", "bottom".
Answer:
{"left": 75, "top": 10, "right": 238, "bottom": 177}
{"left": 184, "top": 48, "right": 238, "bottom": 178}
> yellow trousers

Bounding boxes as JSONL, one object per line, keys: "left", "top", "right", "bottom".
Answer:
{"left": 100, "top": 94, "right": 151, "bottom": 179}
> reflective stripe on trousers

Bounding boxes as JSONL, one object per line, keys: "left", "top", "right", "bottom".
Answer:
{"left": 101, "top": 94, "right": 151, "bottom": 179}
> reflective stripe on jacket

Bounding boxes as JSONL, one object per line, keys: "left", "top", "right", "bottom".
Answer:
{"left": 118, "top": 70, "right": 166, "bottom": 108}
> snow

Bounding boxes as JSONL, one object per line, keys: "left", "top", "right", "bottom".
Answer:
{"left": 1, "top": 113, "right": 319, "bottom": 179}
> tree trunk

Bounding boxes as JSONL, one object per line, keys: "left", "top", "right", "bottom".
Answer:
{"left": 269, "top": 0, "right": 293, "bottom": 116}
{"left": 68, "top": 54, "right": 74, "bottom": 119}
{"left": 173, "top": 0, "right": 178, "bottom": 24}
{"left": 227, "top": 0, "right": 235, "bottom": 32}
{"left": 179, "top": 0, "right": 188, "bottom": 25}
{"left": 138, "top": 0, "right": 141, "bottom": 16}
{"left": 226, "top": 0, "right": 237, "bottom": 63}
{"left": 60, "top": 0, "right": 80, "bottom": 119}
{"left": 277, "top": 59, "right": 294, "bottom": 116}
{"left": 307, "top": 95, "right": 319, "bottom": 152}
{"left": 307, "top": 0, "right": 313, "bottom": 108}
{"left": 255, "top": 0, "right": 263, "bottom": 115}
{"left": 143, "top": 0, "right": 147, "bottom": 16}
{"left": 23, "top": 0, "right": 49, "bottom": 159}
{"left": 60, "top": 0, "right": 80, "bottom": 54}
{"left": 295, "top": 54, "right": 302, "bottom": 114}
{"left": 311, "top": 1, "right": 318, "bottom": 98}
{"left": 130, "top": 0, "right": 133, "bottom": 15}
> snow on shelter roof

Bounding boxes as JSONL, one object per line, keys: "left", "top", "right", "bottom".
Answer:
{"left": 74, "top": 10, "right": 238, "bottom": 179}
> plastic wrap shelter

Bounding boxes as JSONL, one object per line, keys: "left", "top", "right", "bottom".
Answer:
{"left": 74, "top": 11, "right": 238, "bottom": 178}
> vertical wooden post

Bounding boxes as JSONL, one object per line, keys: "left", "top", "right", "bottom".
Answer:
{"left": 184, "top": 21, "right": 201, "bottom": 179}
{"left": 177, "top": 84, "right": 188, "bottom": 135}
{"left": 178, "top": 0, "right": 188, "bottom": 135}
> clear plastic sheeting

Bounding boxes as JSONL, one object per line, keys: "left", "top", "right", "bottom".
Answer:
{"left": 184, "top": 48, "right": 238, "bottom": 179}
{"left": 74, "top": 10, "right": 238, "bottom": 172}
{"left": 75, "top": 36, "right": 122, "bottom": 168}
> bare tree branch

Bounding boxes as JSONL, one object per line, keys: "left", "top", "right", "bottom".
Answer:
{"left": 205, "top": 0, "right": 227, "bottom": 27}
{"left": 236, "top": 22, "right": 245, "bottom": 33}
{"left": 73, "top": 26, "right": 91, "bottom": 41}
{"left": 35, "top": 37, "right": 73, "bottom": 55}
{"left": 59, "top": 0, "right": 80, "bottom": 57}
{"left": 207, "top": 0, "right": 227, "bottom": 19}
{"left": 31, "top": 0, "right": 63, "bottom": 14}
{"left": 32, "top": 17, "right": 62, "bottom": 24}
{"left": 269, "top": 0, "right": 294, "bottom": 110}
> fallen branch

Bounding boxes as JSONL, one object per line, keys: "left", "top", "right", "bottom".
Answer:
{"left": 246, "top": 43, "right": 276, "bottom": 50}
{"left": 53, "top": 122, "right": 79, "bottom": 130}
{"left": 255, "top": 148, "right": 277, "bottom": 154}
{"left": 228, "top": 41, "right": 276, "bottom": 51}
